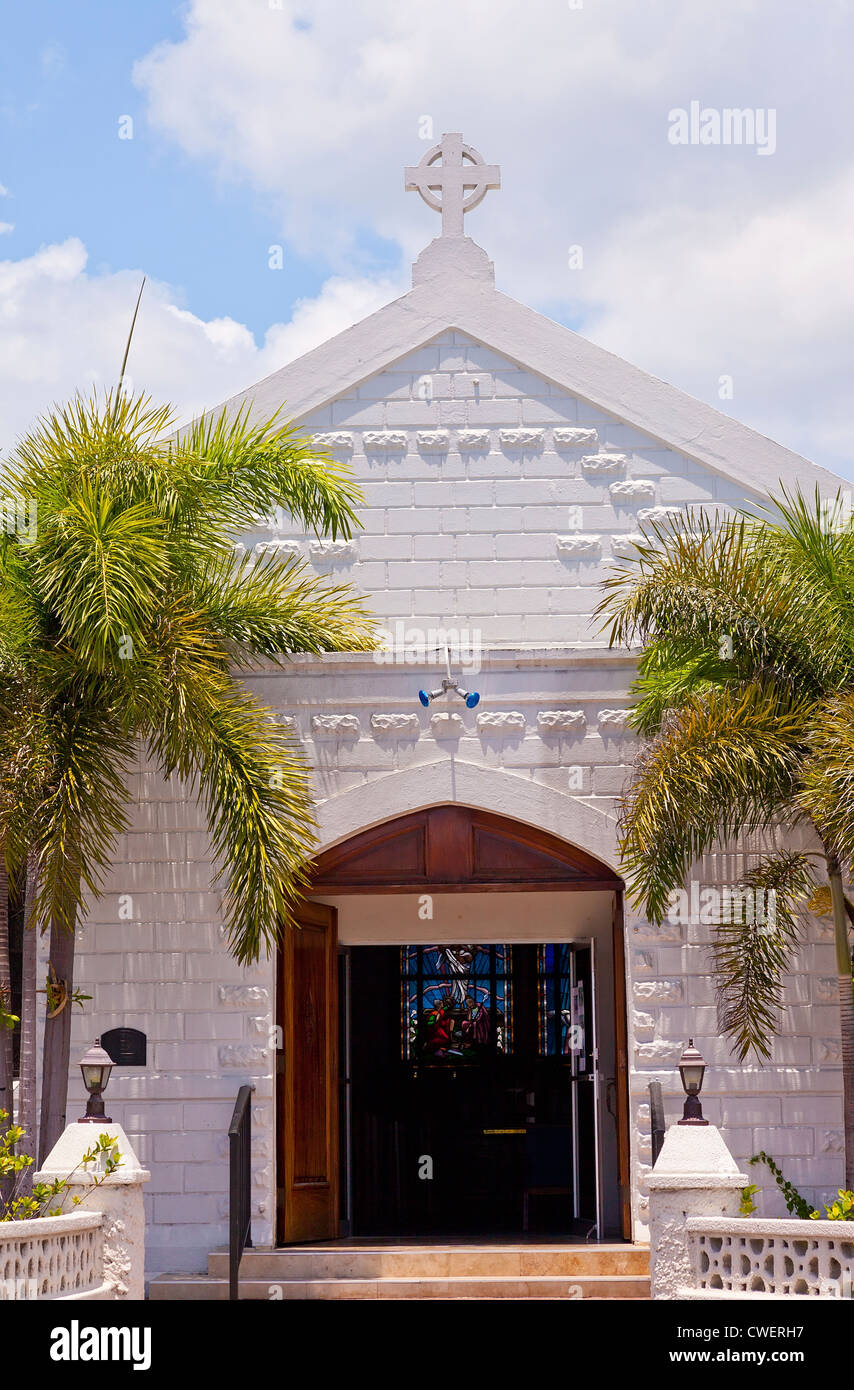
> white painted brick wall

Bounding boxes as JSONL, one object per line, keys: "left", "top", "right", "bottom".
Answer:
{"left": 65, "top": 329, "right": 844, "bottom": 1275}
{"left": 216, "top": 331, "right": 768, "bottom": 651}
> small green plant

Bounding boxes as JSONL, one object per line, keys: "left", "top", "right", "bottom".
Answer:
{"left": 749, "top": 1151, "right": 816, "bottom": 1219}
{"left": 812, "top": 1190, "right": 854, "bottom": 1222}
{"left": 0, "top": 1113, "right": 32, "bottom": 1212}
{"left": 0, "top": 1111, "right": 122, "bottom": 1221}
{"left": 750, "top": 1151, "right": 854, "bottom": 1222}
{"left": 38, "top": 966, "right": 91, "bottom": 1019}
{"left": 0, "top": 984, "right": 19, "bottom": 1032}
{"left": 739, "top": 1183, "right": 760, "bottom": 1216}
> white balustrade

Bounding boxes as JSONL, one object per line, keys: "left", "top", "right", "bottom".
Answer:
{"left": 685, "top": 1217, "right": 854, "bottom": 1299}
{"left": 0, "top": 1210, "right": 105, "bottom": 1300}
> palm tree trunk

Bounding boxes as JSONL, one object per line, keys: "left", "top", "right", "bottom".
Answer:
{"left": 38, "top": 914, "right": 76, "bottom": 1166}
{"left": 827, "top": 855, "right": 854, "bottom": 1189}
{"left": 0, "top": 858, "right": 13, "bottom": 1212}
{"left": 0, "top": 859, "right": 13, "bottom": 1128}
{"left": 16, "top": 853, "right": 39, "bottom": 1193}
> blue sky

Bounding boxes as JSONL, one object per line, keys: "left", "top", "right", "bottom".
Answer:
{"left": 1, "top": 0, "right": 852, "bottom": 479}
{"left": 0, "top": 0, "right": 353, "bottom": 337}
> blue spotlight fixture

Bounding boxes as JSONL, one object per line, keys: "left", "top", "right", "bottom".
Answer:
{"left": 416, "top": 645, "right": 480, "bottom": 710}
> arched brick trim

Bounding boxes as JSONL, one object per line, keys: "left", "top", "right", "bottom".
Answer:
{"left": 312, "top": 759, "right": 621, "bottom": 874}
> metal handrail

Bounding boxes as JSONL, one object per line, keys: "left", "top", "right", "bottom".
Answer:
{"left": 648, "top": 1079, "right": 665, "bottom": 1166}
{"left": 228, "top": 1083, "right": 255, "bottom": 1300}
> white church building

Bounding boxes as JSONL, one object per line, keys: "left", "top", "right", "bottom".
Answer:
{"left": 63, "top": 136, "right": 846, "bottom": 1284}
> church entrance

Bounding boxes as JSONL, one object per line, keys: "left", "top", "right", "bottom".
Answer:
{"left": 344, "top": 940, "right": 598, "bottom": 1237}
{"left": 275, "top": 805, "right": 630, "bottom": 1245}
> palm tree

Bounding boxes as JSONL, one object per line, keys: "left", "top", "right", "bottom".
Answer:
{"left": 0, "top": 390, "right": 375, "bottom": 1160}
{"left": 15, "top": 854, "right": 39, "bottom": 1190}
{"left": 0, "top": 593, "right": 51, "bottom": 1143}
{"left": 0, "top": 867, "right": 11, "bottom": 1126}
{"left": 597, "top": 488, "right": 854, "bottom": 1188}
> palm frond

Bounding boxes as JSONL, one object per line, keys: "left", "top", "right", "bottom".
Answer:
{"left": 148, "top": 668, "right": 315, "bottom": 962}
{"left": 171, "top": 404, "right": 364, "bottom": 540}
{"left": 27, "top": 699, "right": 136, "bottom": 934}
{"left": 628, "top": 638, "right": 737, "bottom": 737}
{"left": 27, "top": 484, "right": 169, "bottom": 672}
{"left": 711, "top": 851, "right": 817, "bottom": 1060}
{"left": 191, "top": 548, "right": 377, "bottom": 663}
{"left": 619, "top": 683, "right": 808, "bottom": 922}
{"left": 798, "top": 689, "right": 854, "bottom": 866}
{"left": 597, "top": 504, "right": 854, "bottom": 694}
{"left": 6, "top": 391, "right": 174, "bottom": 495}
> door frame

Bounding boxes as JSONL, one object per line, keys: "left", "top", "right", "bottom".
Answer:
{"left": 276, "top": 804, "right": 632, "bottom": 1242}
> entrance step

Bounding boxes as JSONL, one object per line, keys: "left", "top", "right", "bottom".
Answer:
{"left": 210, "top": 1243, "right": 650, "bottom": 1279}
{"left": 149, "top": 1243, "right": 650, "bottom": 1300}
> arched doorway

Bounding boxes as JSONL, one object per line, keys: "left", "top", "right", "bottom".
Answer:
{"left": 276, "top": 805, "right": 630, "bottom": 1244}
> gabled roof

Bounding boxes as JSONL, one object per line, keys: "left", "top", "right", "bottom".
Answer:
{"left": 212, "top": 235, "right": 844, "bottom": 499}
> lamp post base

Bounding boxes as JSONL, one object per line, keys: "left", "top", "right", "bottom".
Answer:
{"left": 677, "top": 1093, "right": 708, "bottom": 1126}
{"left": 78, "top": 1097, "right": 112, "bottom": 1123}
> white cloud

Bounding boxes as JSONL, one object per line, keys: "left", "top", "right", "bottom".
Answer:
{"left": 0, "top": 223, "right": 13, "bottom": 236}
{"left": 581, "top": 168, "right": 854, "bottom": 469}
{"left": 131, "top": 0, "right": 854, "bottom": 475}
{"left": 0, "top": 237, "right": 403, "bottom": 454}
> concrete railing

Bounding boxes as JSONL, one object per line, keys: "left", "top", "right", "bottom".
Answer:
{"left": 1, "top": 1120, "right": 150, "bottom": 1300}
{"left": 0, "top": 1210, "right": 108, "bottom": 1301}
{"left": 648, "top": 1121, "right": 854, "bottom": 1300}
{"left": 683, "top": 1216, "right": 854, "bottom": 1299}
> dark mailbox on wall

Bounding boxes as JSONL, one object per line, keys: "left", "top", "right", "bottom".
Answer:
{"left": 101, "top": 1027, "right": 147, "bottom": 1067}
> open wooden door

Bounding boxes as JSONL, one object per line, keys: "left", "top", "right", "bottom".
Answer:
{"left": 277, "top": 901, "right": 339, "bottom": 1243}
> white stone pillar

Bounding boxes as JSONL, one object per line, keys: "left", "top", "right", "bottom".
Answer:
{"left": 35, "top": 1122, "right": 150, "bottom": 1300}
{"left": 647, "top": 1122, "right": 748, "bottom": 1299}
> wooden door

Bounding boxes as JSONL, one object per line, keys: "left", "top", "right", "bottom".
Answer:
{"left": 277, "top": 901, "right": 339, "bottom": 1243}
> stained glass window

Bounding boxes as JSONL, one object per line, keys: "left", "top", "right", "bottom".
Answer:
{"left": 401, "top": 945, "right": 512, "bottom": 1061}
{"left": 537, "top": 944, "right": 585, "bottom": 1060}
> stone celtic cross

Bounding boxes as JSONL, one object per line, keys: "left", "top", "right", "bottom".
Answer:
{"left": 405, "top": 133, "right": 500, "bottom": 237}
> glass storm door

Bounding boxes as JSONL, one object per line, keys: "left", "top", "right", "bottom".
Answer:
{"left": 569, "top": 943, "right": 600, "bottom": 1233}
{"left": 537, "top": 941, "right": 600, "bottom": 1234}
